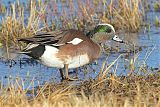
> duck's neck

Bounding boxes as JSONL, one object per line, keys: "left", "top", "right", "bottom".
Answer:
{"left": 90, "top": 32, "right": 108, "bottom": 44}
{"left": 86, "top": 30, "right": 96, "bottom": 37}
{"left": 86, "top": 30, "right": 108, "bottom": 52}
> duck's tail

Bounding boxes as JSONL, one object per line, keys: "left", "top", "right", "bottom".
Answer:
{"left": 18, "top": 43, "right": 45, "bottom": 59}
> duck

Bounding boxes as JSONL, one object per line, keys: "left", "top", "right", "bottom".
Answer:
{"left": 18, "top": 23, "right": 123, "bottom": 80}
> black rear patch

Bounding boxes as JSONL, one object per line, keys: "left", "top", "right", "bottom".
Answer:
{"left": 24, "top": 45, "right": 45, "bottom": 59}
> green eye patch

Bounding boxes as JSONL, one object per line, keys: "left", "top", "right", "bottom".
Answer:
{"left": 94, "top": 25, "right": 112, "bottom": 33}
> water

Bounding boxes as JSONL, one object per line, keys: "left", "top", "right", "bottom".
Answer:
{"left": 0, "top": 0, "right": 160, "bottom": 88}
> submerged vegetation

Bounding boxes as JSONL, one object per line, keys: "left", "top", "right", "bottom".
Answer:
{"left": 155, "top": 16, "right": 160, "bottom": 27}
{"left": 0, "top": 0, "right": 160, "bottom": 107}
{"left": 154, "top": 1, "right": 160, "bottom": 11}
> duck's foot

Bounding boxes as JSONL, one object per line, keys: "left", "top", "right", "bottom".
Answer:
{"left": 60, "top": 75, "right": 79, "bottom": 81}
{"left": 65, "top": 76, "right": 79, "bottom": 81}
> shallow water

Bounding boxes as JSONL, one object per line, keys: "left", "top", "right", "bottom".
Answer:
{"left": 0, "top": 0, "right": 160, "bottom": 88}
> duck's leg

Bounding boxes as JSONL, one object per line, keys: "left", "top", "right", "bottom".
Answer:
{"left": 59, "top": 69, "right": 65, "bottom": 80}
{"left": 75, "top": 68, "right": 79, "bottom": 79}
{"left": 65, "top": 64, "right": 78, "bottom": 81}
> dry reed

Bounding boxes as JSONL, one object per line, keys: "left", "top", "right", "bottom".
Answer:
{"left": 0, "top": 74, "right": 159, "bottom": 107}
{"left": 0, "top": 0, "right": 145, "bottom": 49}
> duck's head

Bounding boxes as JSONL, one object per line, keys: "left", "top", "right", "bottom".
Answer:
{"left": 86, "top": 23, "right": 123, "bottom": 43}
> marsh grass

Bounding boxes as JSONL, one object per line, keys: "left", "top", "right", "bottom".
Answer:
{"left": 0, "top": 72, "right": 159, "bottom": 107}
{"left": 47, "top": 0, "right": 144, "bottom": 32}
{"left": 112, "top": 0, "right": 143, "bottom": 32}
{"left": 0, "top": 0, "right": 145, "bottom": 49}
{"left": 0, "top": 1, "right": 48, "bottom": 55}
{"left": 0, "top": 3, "right": 6, "bottom": 14}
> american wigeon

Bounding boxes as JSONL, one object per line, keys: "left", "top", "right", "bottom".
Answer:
{"left": 18, "top": 23, "right": 123, "bottom": 80}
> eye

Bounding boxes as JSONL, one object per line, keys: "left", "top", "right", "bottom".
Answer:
{"left": 106, "top": 28, "right": 112, "bottom": 33}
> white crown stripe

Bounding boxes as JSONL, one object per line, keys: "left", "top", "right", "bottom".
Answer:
{"left": 97, "top": 23, "right": 115, "bottom": 33}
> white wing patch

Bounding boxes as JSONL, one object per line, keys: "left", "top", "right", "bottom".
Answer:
{"left": 67, "top": 38, "right": 83, "bottom": 45}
